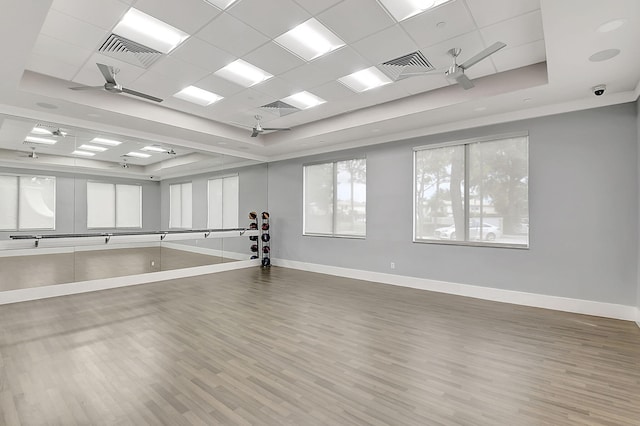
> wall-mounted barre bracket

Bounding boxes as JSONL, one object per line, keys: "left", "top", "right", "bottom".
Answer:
{"left": 204, "top": 232, "right": 211, "bottom": 238}
{"left": 240, "top": 229, "right": 246, "bottom": 236}
{"left": 105, "top": 235, "right": 111, "bottom": 244}
{"left": 160, "top": 232, "right": 168, "bottom": 241}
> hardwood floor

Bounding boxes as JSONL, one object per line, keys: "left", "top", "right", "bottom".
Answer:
{"left": 1, "top": 267, "right": 639, "bottom": 425}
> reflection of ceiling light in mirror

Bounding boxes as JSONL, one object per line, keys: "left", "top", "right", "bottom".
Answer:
{"left": 281, "top": 91, "right": 326, "bottom": 109}
{"left": 91, "top": 137, "right": 122, "bottom": 146}
{"left": 338, "top": 67, "right": 392, "bottom": 92}
{"left": 378, "top": 0, "right": 453, "bottom": 22}
{"left": 214, "top": 59, "right": 273, "bottom": 87}
{"left": 141, "top": 146, "right": 167, "bottom": 152}
{"left": 174, "top": 86, "right": 223, "bottom": 106}
{"left": 126, "top": 152, "right": 151, "bottom": 158}
{"left": 79, "top": 144, "right": 108, "bottom": 152}
{"left": 589, "top": 49, "right": 620, "bottom": 62}
{"left": 113, "top": 8, "right": 189, "bottom": 54}
{"left": 25, "top": 136, "right": 57, "bottom": 145}
{"left": 72, "top": 150, "right": 95, "bottom": 157}
{"left": 275, "top": 18, "right": 345, "bottom": 61}
{"left": 597, "top": 19, "right": 625, "bottom": 33}
{"left": 31, "top": 127, "right": 53, "bottom": 135}
{"left": 203, "top": 0, "right": 238, "bottom": 10}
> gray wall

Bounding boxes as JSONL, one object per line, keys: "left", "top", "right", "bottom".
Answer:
{"left": 637, "top": 98, "right": 640, "bottom": 312}
{"left": 268, "top": 103, "right": 639, "bottom": 306}
{"left": 160, "top": 162, "right": 268, "bottom": 255}
{"left": 0, "top": 167, "right": 161, "bottom": 240}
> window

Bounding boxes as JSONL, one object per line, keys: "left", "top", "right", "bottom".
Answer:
{"left": 0, "top": 175, "right": 56, "bottom": 230}
{"left": 208, "top": 175, "right": 239, "bottom": 229}
{"left": 169, "top": 182, "right": 192, "bottom": 229}
{"left": 87, "top": 182, "right": 142, "bottom": 228}
{"left": 304, "top": 158, "right": 366, "bottom": 237}
{"left": 414, "top": 134, "right": 528, "bottom": 247}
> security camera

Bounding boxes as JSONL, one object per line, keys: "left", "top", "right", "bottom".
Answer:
{"left": 150, "top": 176, "right": 154, "bottom": 179}
{"left": 592, "top": 84, "right": 606, "bottom": 96}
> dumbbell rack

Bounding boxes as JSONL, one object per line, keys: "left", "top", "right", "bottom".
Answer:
{"left": 261, "top": 212, "right": 270, "bottom": 267}
{"left": 248, "top": 212, "right": 259, "bottom": 260}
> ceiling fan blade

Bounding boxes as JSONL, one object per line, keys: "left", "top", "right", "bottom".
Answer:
{"left": 460, "top": 42, "right": 506, "bottom": 70}
{"left": 251, "top": 128, "right": 260, "bottom": 137}
{"left": 261, "top": 127, "right": 291, "bottom": 131}
{"left": 121, "top": 87, "right": 163, "bottom": 102}
{"left": 455, "top": 74, "right": 475, "bottom": 90}
{"left": 69, "top": 85, "right": 104, "bottom": 91}
{"left": 96, "top": 63, "right": 117, "bottom": 85}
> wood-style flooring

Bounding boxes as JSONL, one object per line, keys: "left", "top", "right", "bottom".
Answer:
{"left": 0, "top": 267, "right": 639, "bottom": 425}
{"left": 0, "top": 247, "right": 235, "bottom": 292}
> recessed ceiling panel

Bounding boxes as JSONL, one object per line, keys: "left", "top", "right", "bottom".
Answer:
{"left": 479, "top": 10, "right": 544, "bottom": 49}
{"left": 317, "top": 0, "right": 395, "bottom": 44}
{"left": 466, "top": 0, "right": 541, "bottom": 28}
{"left": 197, "top": 12, "right": 270, "bottom": 57}
{"left": 227, "top": 0, "right": 310, "bottom": 38}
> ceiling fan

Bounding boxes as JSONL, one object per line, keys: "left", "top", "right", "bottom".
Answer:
{"left": 19, "top": 147, "right": 39, "bottom": 159}
{"left": 235, "top": 115, "right": 291, "bottom": 137}
{"left": 70, "top": 63, "right": 163, "bottom": 102}
{"left": 398, "top": 41, "right": 506, "bottom": 90}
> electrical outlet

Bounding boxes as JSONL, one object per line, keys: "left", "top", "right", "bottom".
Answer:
{"left": 151, "top": 261, "right": 155, "bottom": 267}
{"left": 390, "top": 262, "right": 395, "bottom": 270}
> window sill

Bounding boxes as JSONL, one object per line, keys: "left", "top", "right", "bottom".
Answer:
{"left": 413, "top": 239, "right": 529, "bottom": 249}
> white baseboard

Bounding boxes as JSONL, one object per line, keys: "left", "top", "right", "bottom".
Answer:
{"left": 161, "top": 242, "right": 249, "bottom": 261}
{"left": 272, "top": 259, "right": 638, "bottom": 322}
{"left": 0, "top": 259, "right": 260, "bottom": 305}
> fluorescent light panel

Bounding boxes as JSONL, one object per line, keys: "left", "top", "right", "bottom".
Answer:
{"left": 275, "top": 18, "right": 345, "bottom": 61}
{"left": 25, "top": 136, "right": 57, "bottom": 145}
{"left": 31, "top": 127, "right": 52, "bottom": 135}
{"left": 141, "top": 146, "right": 167, "bottom": 152}
{"left": 378, "top": 0, "right": 453, "bottom": 22}
{"left": 113, "top": 8, "right": 189, "bottom": 54}
{"left": 281, "top": 91, "right": 326, "bottom": 110}
{"left": 72, "top": 150, "right": 95, "bottom": 157}
{"left": 174, "top": 86, "right": 223, "bottom": 106}
{"left": 91, "top": 137, "right": 122, "bottom": 146}
{"left": 203, "top": 0, "right": 238, "bottom": 10}
{"left": 126, "top": 152, "right": 151, "bottom": 158}
{"left": 78, "top": 144, "right": 108, "bottom": 152}
{"left": 338, "top": 67, "right": 392, "bottom": 92}
{"left": 214, "top": 59, "right": 273, "bottom": 87}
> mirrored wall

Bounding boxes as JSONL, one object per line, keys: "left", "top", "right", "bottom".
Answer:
{"left": 0, "top": 113, "right": 268, "bottom": 293}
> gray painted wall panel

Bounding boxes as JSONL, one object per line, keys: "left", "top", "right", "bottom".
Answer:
{"left": 268, "top": 103, "right": 638, "bottom": 305}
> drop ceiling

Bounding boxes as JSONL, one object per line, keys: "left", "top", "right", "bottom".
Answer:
{"left": 0, "top": 0, "right": 638, "bottom": 170}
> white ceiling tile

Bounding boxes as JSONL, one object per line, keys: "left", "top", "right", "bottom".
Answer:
{"left": 133, "top": 0, "right": 222, "bottom": 34}
{"left": 491, "top": 39, "right": 546, "bottom": 72}
{"left": 227, "top": 0, "right": 310, "bottom": 38}
{"left": 129, "top": 71, "right": 189, "bottom": 99}
{"left": 309, "top": 81, "right": 356, "bottom": 102}
{"left": 242, "top": 42, "right": 305, "bottom": 75}
{"left": 352, "top": 24, "right": 419, "bottom": 64}
{"left": 292, "top": 0, "right": 342, "bottom": 15}
{"left": 41, "top": 9, "right": 109, "bottom": 51}
{"left": 459, "top": 58, "right": 496, "bottom": 80}
{"left": 170, "top": 37, "right": 235, "bottom": 72}
{"left": 194, "top": 73, "right": 245, "bottom": 97}
{"left": 252, "top": 77, "right": 303, "bottom": 99}
{"left": 419, "top": 31, "right": 488, "bottom": 70}
{"left": 197, "top": 12, "right": 270, "bottom": 57}
{"left": 150, "top": 56, "right": 211, "bottom": 86}
{"left": 392, "top": 73, "right": 450, "bottom": 95}
{"left": 318, "top": 0, "right": 395, "bottom": 44}
{"left": 480, "top": 10, "right": 544, "bottom": 49}
{"left": 465, "top": 0, "right": 540, "bottom": 28}
{"left": 27, "top": 54, "right": 79, "bottom": 81}
{"left": 31, "top": 34, "right": 93, "bottom": 68}
{"left": 401, "top": 0, "right": 476, "bottom": 49}
{"left": 51, "top": 0, "right": 129, "bottom": 30}
{"left": 72, "top": 52, "right": 147, "bottom": 86}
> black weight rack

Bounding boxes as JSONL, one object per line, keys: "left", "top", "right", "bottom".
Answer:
{"left": 260, "top": 211, "right": 270, "bottom": 267}
{"left": 248, "top": 212, "right": 259, "bottom": 260}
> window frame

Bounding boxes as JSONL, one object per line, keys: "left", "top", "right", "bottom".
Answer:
{"left": 86, "top": 181, "right": 142, "bottom": 230}
{"left": 207, "top": 174, "right": 239, "bottom": 229}
{"left": 0, "top": 173, "right": 56, "bottom": 231}
{"left": 302, "top": 157, "right": 367, "bottom": 239}
{"left": 412, "top": 131, "right": 529, "bottom": 249}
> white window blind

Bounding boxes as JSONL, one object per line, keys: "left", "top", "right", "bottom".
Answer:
{"left": 0, "top": 175, "right": 55, "bottom": 231}
{"left": 170, "top": 182, "right": 192, "bottom": 228}
{"left": 87, "top": 182, "right": 142, "bottom": 229}
{"left": 0, "top": 176, "right": 19, "bottom": 230}
{"left": 115, "top": 184, "right": 142, "bottom": 228}
{"left": 208, "top": 176, "right": 239, "bottom": 229}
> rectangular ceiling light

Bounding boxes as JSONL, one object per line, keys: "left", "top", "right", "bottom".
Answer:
{"left": 71, "top": 150, "right": 96, "bottom": 157}
{"left": 338, "top": 67, "right": 393, "bottom": 92}
{"left": 281, "top": 91, "right": 326, "bottom": 110}
{"left": 25, "top": 136, "right": 57, "bottom": 145}
{"left": 126, "top": 152, "right": 152, "bottom": 158}
{"left": 174, "top": 86, "right": 223, "bottom": 106}
{"left": 113, "top": 8, "right": 189, "bottom": 54}
{"left": 141, "top": 146, "right": 167, "bottom": 152}
{"left": 203, "top": 0, "right": 239, "bottom": 10}
{"left": 214, "top": 59, "right": 273, "bottom": 87}
{"left": 378, "top": 0, "right": 453, "bottom": 22}
{"left": 31, "top": 127, "right": 52, "bottom": 135}
{"left": 91, "top": 137, "right": 122, "bottom": 146}
{"left": 78, "top": 144, "right": 108, "bottom": 152}
{"left": 275, "top": 18, "right": 345, "bottom": 61}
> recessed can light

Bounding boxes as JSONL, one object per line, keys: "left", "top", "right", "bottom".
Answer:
{"left": 596, "top": 19, "right": 625, "bottom": 33}
{"left": 589, "top": 49, "right": 620, "bottom": 62}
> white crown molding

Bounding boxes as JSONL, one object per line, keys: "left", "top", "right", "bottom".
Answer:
{"left": 272, "top": 258, "right": 638, "bottom": 322}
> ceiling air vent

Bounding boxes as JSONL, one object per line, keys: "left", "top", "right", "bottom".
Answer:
{"left": 380, "top": 50, "right": 435, "bottom": 81}
{"left": 98, "top": 34, "right": 163, "bottom": 69}
{"left": 260, "top": 100, "right": 301, "bottom": 117}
